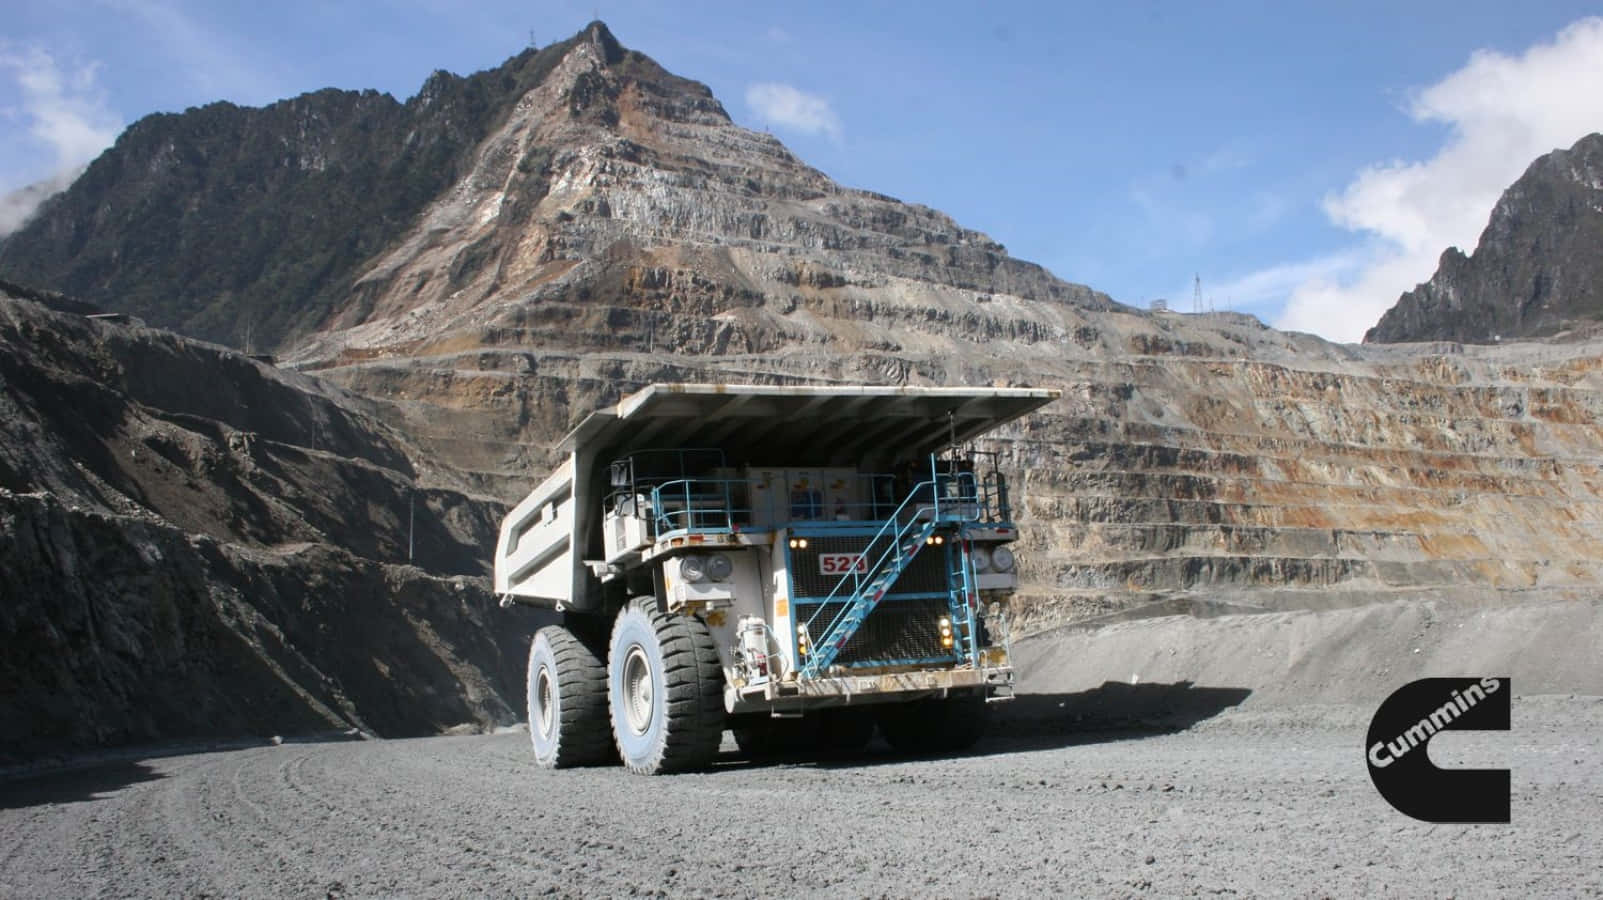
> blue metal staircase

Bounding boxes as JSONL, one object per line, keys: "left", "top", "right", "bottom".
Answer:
{"left": 948, "top": 536, "right": 981, "bottom": 667}
{"left": 797, "top": 516, "right": 940, "bottom": 678}
{"left": 797, "top": 458, "right": 981, "bottom": 679}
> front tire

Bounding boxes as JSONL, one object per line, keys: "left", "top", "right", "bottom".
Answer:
{"left": 607, "top": 603, "right": 725, "bottom": 774}
{"left": 527, "top": 625, "right": 613, "bottom": 768}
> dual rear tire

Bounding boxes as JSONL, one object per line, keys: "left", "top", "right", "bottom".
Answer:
{"left": 526, "top": 626, "right": 614, "bottom": 768}
{"left": 526, "top": 603, "right": 724, "bottom": 775}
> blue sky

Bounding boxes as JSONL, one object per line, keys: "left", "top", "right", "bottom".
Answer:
{"left": 3, "top": 1, "right": 1601, "bottom": 341}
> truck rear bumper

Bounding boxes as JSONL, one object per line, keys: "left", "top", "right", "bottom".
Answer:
{"left": 727, "top": 665, "right": 1014, "bottom": 715}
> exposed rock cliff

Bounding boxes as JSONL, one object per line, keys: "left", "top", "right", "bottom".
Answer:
{"left": 0, "top": 37, "right": 607, "bottom": 349}
{"left": 1367, "top": 132, "right": 1603, "bottom": 344}
{"left": 0, "top": 289, "right": 539, "bottom": 762}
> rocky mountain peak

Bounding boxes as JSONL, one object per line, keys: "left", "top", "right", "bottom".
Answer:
{"left": 582, "top": 19, "right": 626, "bottom": 65}
{"left": 0, "top": 20, "right": 1108, "bottom": 361}
{"left": 1365, "top": 131, "right": 1603, "bottom": 344}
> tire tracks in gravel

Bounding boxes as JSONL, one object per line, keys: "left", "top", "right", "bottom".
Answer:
{"left": 90, "top": 749, "right": 331, "bottom": 897}
{"left": 4, "top": 700, "right": 1600, "bottom": 897}
{"left": 267, "top": 739, "right": 589, "bottom": 896}
{"left": 97, "top": 755, "right": 222, "bottom": 897}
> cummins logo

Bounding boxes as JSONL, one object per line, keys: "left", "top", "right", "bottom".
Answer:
{"left": 1365, "top": 677, "right": 1511, "bottom": 823}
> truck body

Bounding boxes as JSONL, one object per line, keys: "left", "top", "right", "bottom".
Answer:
{"left": 496, "top": 383, "right": 1057, "bottom": 773}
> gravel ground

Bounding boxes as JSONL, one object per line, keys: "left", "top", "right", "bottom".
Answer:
{"left": 2, "top": 693, "right": 1598, "bottom": 898}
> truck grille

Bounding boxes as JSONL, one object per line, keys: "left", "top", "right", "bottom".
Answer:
{"left": 788, "top": 534, "right": 950, "bottom": 599}
{"left": 794, "top": 596, "right": 955, "bottom": 667}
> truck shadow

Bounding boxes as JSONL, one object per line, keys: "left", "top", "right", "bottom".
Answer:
{"left": 0, "top": 760, "right": 166, "bottom": 810}
{"left": 984, "top": 680, "right": 1254, "bottom": 751}
{"left": 716, "top": 680, "right": 1252, "bottom": 770}
{"left": 0, "top": 730, "right": 373, "bottom": 810}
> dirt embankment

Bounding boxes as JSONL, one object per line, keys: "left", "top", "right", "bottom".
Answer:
{"left": 1012, "top": 594, "right": 1603, "bottom": 707}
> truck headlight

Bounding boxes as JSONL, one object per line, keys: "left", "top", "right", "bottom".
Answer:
{"left": 938, "top": 615, "right": 954, "bottom": 648}
{"left": 990, "top": 546, "right": 1015, "bottom": 573}
{"left": 971, "top": 547, "right": 992, "bottom": 573}
{"left": 704, "top": 553, "right": 733, "bottom": 581}
{"left": 679, "top": 555, "right": 707, "bottom": 583}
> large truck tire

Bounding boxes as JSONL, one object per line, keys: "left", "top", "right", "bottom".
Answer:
{"left": 527, "top": 624, "right": 615, "bottom": 768}
{"left": 607, "top": 603, "right": 725, "bottom": 775}
{"left": 875, "top": 693, "right": 989, "bottom": 755}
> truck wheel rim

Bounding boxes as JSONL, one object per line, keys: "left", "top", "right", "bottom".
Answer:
{"left": 623, "top": 645, "right": 654, "bottom": 735}
{"left": 535, "top": 665, "right": 554, "bottom": 738}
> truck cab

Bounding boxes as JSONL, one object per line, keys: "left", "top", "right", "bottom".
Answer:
{"left": 495, "top": 384, "right": 1057, "bottom": 773}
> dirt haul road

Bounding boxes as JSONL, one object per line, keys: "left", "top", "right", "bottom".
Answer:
{"left": 2, "top": 691, "right": 1599, "bottom": 898}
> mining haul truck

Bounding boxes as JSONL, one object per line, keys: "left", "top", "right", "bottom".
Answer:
{"left": 494, "top": 383, "right": 1057, "bottom": 774}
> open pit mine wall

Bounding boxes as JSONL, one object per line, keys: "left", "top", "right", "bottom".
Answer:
{"left": 1002, "top": 344, "right": 1603, "bottom": 632}
{"left": 0, "top": 490, "right": 532, "bottom": 762}
{"left": 0, "top": 294, "right": 541, "bottom": 762}
{"left": 316, "top": 320, "right": 1603, "bottom": 638}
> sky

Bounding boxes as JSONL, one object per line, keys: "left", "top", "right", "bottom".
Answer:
{"left": 2, "top": 1, "right": 1602, "bottom": 343}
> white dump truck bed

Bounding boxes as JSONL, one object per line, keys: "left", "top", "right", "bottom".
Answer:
{"left": 494, "top": 383, "right": 1057, "bottom": 610}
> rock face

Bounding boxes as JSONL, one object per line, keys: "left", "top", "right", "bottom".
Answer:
{"left": 0, "top": 288, "right": 540, "bottom": 762}
{"left": 1367, "top": 133, "right": 1603, "bottom": 344}
{"left": 1, "top": 23, "right": 1601, "bottom": 760}
{"left": 0, "top": 44, "right": 583, "bottom": 349}
{"left": 0, "top": 22, "right": 1109, "bottom": 358}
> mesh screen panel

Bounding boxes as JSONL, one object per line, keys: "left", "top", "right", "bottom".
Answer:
{"left": 795, "top": 596, "right": 954, "bottom": 666}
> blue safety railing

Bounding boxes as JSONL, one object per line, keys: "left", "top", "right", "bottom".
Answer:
{"left": 614, "top": 449, "right": 1012, "bottom": 543}
{"left": 645, "top": 472, "right": 902, "bottom": 538}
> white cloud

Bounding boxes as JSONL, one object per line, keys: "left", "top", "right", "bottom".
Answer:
{"left": 1274, "top": 17, "right": 1603, "bottom": 342}
{"left": 745, "top": 82, "right": 842, "bottom": 142}
{"left": 0, "top": 43, "right": 122, "bottom": 236}
{"left": 1, "top": 172, "right": 83, "bottom": 237}
{"left": 1204, "top": 250, "right": 1368, "bottom": 316}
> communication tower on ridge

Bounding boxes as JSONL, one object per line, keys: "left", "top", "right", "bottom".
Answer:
{"left": 1191, "top": 274, "right": 1214, "bottom": 314}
